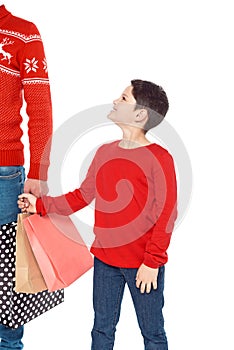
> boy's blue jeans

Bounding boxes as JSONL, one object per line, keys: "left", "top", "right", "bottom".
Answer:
{"left": 0, "top": 166, "right": 25, "bottom": 349}
{"left": 91, "top": 257, "right": 168, "bottom": 350}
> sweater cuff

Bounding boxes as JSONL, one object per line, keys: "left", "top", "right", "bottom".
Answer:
{"left": 27, "top": 163, "right": 49, "bottom": 181}
{"left": 143, "top": 252, "right": 168, "bottom": 269}
{"left": 36, "top": 198, "right": 46, "bottom": 216}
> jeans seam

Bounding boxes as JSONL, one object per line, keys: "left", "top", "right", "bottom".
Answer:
{"left": 111, "top": 271, "right": 125, "bottom": 340}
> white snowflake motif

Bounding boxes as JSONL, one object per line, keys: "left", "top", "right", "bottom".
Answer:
{"left": 42, "top": 58, "right": 48, "bottom": 73}
{"left": 23, "top": 57, "right": 39, "bottom": 73}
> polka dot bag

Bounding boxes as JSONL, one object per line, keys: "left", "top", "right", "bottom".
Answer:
{"left": 0, "top": 221, "right": 64, "bottom": 329}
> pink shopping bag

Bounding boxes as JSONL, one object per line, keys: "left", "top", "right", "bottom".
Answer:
{"left": 23, "top": 213, "right": 93, "bottom": 292}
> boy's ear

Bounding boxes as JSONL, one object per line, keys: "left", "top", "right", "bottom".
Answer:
{"left": 135, "top": 109, "right": 148, "bottom": 123}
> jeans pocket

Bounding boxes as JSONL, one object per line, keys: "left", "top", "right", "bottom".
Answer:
{"left": 0, "top": 171, "right": 22, "bottom": 180}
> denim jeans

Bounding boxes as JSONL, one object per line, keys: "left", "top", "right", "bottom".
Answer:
{"left": 91, "top": 258, "right": 168, "bottom": 350}
{"left": 0, "top": 166, "right": 25, "bottom": 226}
{"left": 0, "top": 166, "right": 25, "bottom": 349}
{"left": 0, "top": 326, "right": 24, "bottom": 350}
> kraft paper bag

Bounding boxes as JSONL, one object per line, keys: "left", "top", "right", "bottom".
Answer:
{"left": 23, "top": 213, "right": 93, "bottom": 292}
{"left": 15, "top": 213, "right": 48, "bottom": 293}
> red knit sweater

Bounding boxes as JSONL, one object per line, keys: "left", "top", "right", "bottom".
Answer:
{"left": 0, "top": 5, "right": 52, "bottom": 180}
{"left": 36, "top": 141, "right": 177, "bottom": 268}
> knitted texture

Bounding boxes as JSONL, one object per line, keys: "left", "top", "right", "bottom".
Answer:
{"left": 0, "top": 5, "right": 52, "bottom": 180}
{"left": 36, "top": 141, "right": 178, "bottom": 269}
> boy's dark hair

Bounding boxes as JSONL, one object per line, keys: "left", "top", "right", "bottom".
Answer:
{"left": 131, "top": 79, "right": 169, "bottom": 132}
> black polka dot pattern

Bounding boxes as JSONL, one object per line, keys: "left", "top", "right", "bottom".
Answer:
{"left": 0, "top": 221, "right": 64, "bottom": 329}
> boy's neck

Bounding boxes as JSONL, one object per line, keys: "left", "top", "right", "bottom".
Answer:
{"left": 119, "top": 129, "right": 151, "bottom": 149}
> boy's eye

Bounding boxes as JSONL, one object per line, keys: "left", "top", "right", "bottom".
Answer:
{"left": 122, "top": 96, "right": 126, "bottom": 101}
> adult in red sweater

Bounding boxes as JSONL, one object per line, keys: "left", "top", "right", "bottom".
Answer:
{"left": 19, "top": 79, "right": 177, "bottom": 349}
{"left": 0, "top": 4, "right": 52, "bottom": 349}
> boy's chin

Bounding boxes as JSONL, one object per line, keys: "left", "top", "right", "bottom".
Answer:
{"left": 107, "top": 112, "right": 115, "bottom": 121}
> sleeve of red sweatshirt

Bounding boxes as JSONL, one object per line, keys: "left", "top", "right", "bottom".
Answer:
{"left": 36, "top": 153, "right": 96, "bottom": 216}
{"left": 143, "top": 152, "right": 178, "bottom": 268}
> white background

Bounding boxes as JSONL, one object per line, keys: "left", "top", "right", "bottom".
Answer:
{"left": 2, "top": 0, "right": 234, "bottom": 349}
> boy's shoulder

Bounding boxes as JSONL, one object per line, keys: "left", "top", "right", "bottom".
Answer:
{"left": 95, "top": 140, "right": 119, "bottom": 153}
{"left": 148, "top": 144, "right": 176, "bottom": 170}
{"left": 148, "top": 142, "right": 172, "bottom": 158}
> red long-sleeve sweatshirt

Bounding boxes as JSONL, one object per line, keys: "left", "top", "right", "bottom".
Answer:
{"left": 0, "top": 5, "right": 52, "bottom": 180}
{"left": 36, "top": 141, "right": 177, "bottom": 268}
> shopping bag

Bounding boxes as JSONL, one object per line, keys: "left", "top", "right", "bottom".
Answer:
{"left": 15, "top": 213, "right": 48, "bottom": 293}
{"left": 1, "top": 220, "right": 64, "bottom": 329}
{"left": 23, "top": 213, "right": 93, "bottom": 292}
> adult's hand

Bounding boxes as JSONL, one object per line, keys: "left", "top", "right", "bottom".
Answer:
{"left": 24, "top": 179, "right": 49, "bottom": 197}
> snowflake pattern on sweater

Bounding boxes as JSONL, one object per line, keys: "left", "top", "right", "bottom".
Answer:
{"left": 0, "top": 5, "right": 52, "bottom": 180}
{"left": 0, "top": 29, "right": 49, "bottom": 82}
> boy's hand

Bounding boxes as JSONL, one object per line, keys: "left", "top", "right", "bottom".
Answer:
{"left": 136, "top": 264, "right": 159, "bottom": 294}
{"left": 18, "top": 193, "right": 37, "bottom": 214}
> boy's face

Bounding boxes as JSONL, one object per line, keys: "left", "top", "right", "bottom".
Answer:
{"left": 107, "top": 85, "right": 138, "bottom": 126}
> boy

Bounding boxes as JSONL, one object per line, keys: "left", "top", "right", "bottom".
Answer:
{"left": 18, "top": 79, "right": 177, "bottom": 349}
